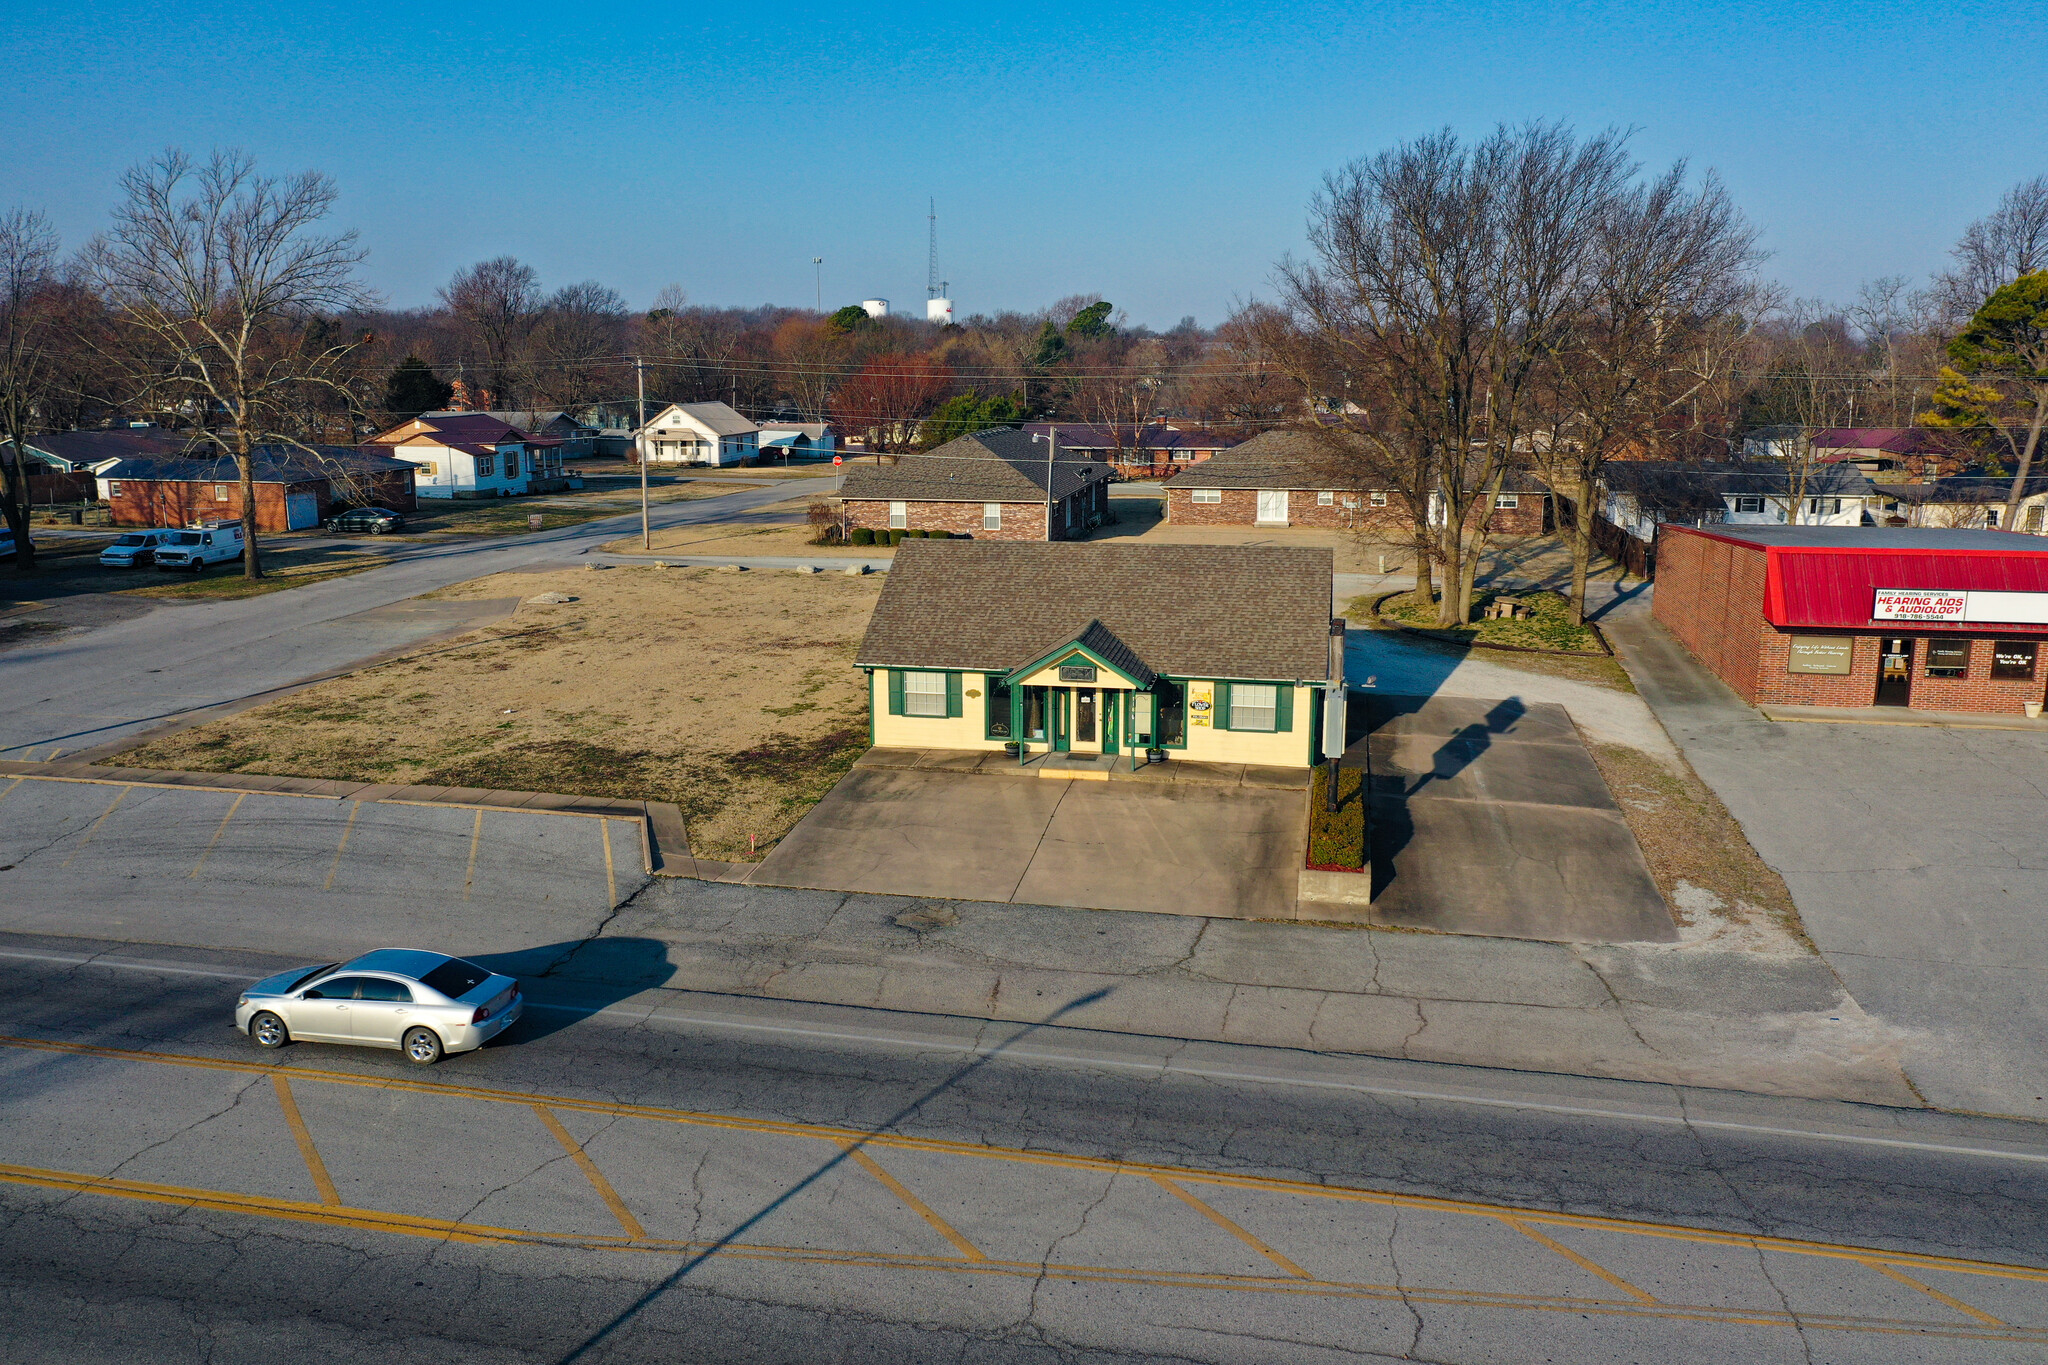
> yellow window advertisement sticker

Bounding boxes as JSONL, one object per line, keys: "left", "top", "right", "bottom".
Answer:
{"left": 1188, "top": 680, "right": 1214, "bottom": 728}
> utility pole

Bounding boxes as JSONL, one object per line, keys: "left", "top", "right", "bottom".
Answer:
{"left": 812, "top": 258, "right": 823, "bottom": 313}
{"left": 1043, "top": 426, "right": 1056, "bottom": 542}
{"left": 636, "top": 357, "right": 649, "bottom": 551}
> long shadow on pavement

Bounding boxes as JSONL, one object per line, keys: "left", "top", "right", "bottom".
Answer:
{"left": 471, "top": 937, "right": 677, "bottom": 1046}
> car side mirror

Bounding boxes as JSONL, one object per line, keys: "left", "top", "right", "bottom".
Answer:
{"left": 301, "top": 988, "right": 324, "bottom": 999}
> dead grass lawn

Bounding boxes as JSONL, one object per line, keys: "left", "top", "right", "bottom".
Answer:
{"left": 118, "top": 565, "right": 883, "bottom": 860}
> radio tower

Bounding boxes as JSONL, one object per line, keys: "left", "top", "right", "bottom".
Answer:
{"left": 925, "top": 200, "right": 952, "bottom": 324}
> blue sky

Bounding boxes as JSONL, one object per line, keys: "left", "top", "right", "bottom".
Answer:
{"left": 5, "top": 0, "right": 2041, "bottom": 327}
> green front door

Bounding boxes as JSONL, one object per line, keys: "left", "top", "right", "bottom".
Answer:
{"left": 1051, "top": 689, "right": 1071, "bottom": 752}
{"left": 1102, "top": 691, "right": 1120, "bottom": 755}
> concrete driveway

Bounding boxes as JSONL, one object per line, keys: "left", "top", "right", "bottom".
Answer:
{"left": 750, "top": 760, "right": 1308, "bottom": 919}
{"left": 1354, "top": 695, "right": 1675, "bottom": 944}
{"left": 1601, "top": 590, "right": 2048, "bottom": 1119}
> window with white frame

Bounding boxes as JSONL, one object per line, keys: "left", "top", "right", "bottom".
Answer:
{"left": 1317, "top": 491, "right": 1335, "bottom": 506}
{"left": 213, "top": 485, "right": 230, "bottom": 501}
{"left": 983, "top": 503, "right": 1002, "bottom": 531}
{"left": 108, "top": 481, "right": 123, "bottom": 496}
{"left": 416, "top": 461, "right": 439, "bottom": 476}
{"left": 503, "top": 452, "right": 520, "bottom": 478}
{"left": 477, "top": 454, "right": 495, "bottom": 478}
{"left": 1495, "top": 493, "right": 1519, "bottom": 509}
{"left": 1369, "top": 491, "right": 1388, "bottom": 507}
{"left": 902, "top": 671, "right": 948, "bottom": 717}
{"left": 889, "top": 501, "right": 908, "bottom": 528}
{"left": 1230, "top": 683, "right": 1278, "bottom": 732}
{"left": 1734, "top": 494, "right": 1764, "bottom": 514}
{"left": 1191, "top": 489, "right": 1222, "bottom": 504}
{"left": 1806, "top": 497, "right": 1840, "bottom": 516}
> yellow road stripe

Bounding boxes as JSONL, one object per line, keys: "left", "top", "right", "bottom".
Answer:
{"left": 0, "top": 1158, "right": 2041, "bottom": 1343}
{"left": 188, "top": 793, "right": 245, "bottom": 878}
{"left": 1501, "top": 1216, "right": 1656, "bottom": 1304}
{"left": 841, "top": 1145, "right": 986, "bottom": 1261}
{"left": 1865, "top": 1260, "right": 2005, "bottom": 1325}
{"left": 461, "top": 809, "right": 483, "bottom": 900}
{"left": 534, "top": 1105, "right": 645, "bottom": 1240}
{"left": 1151, "top": 1174, "right": 1311, "bottom": 1279}
{"left": 601, "top": 819, "right": 617, "bottom": 907}
{"left": 0, "top": 776, "right": 22, "bottom": 805}
{"left": 60, "top": 786, "right": 132, "bottom": 868}
{"left": 322, "top": 802, "right": 360, "bottom": 891}
{"left": 271, "top": 1075, "right": 340, "bottom": 1206}
{"left": 5, "top": 1034, "right": 2045, "bottom": 1290}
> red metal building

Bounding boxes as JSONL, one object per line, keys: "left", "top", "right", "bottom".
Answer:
{"left": 1654, "top": 524, "right": 2048, "bottom": 714}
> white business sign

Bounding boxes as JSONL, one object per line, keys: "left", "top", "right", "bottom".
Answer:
{"left": 1873, "top": 588, "right": 2048, "bottom": 624}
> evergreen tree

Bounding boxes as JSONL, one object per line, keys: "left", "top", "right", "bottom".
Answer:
{"left": 384, "top": 355, "right": 453, "bottom": 419}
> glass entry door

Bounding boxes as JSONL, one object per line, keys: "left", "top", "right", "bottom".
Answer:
{"left": 1875, "top": 638, "right": 1913, "bottom": 706}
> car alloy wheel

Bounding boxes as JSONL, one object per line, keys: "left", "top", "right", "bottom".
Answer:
{"left": 402, "top": 1026, "right": 443, "bottom": 1066}
{"left": 250, "top": 1012, "right": 289, "bottom": 1049}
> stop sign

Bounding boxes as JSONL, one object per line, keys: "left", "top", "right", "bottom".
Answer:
{"left": 832, "top": 455, "right": 843, "bottom": 466}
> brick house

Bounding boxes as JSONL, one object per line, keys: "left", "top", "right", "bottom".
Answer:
{"left": 99, "top": 447, "right": 419, "bottom": 532}
{"left": 1162, "top": 430, "right": 1549, "bottom": 534}
{"left": 1019, "top": 423, "right": 1242, "bottom": 479}
{"left": 858, "top": 540, "right": 1337, "bottom": 767}
{"left": 838, "top": 427, "right": 1114, "bottom": 541}
{"left": 1653, "top": 524, "right": 2048, "bottom": 714}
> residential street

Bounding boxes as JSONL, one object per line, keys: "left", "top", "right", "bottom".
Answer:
{"left": 4, "top": 941, "right": 2047, "bottom": 1364}
{"left": 0, "top": 478, "right": 830, "bottom": 762}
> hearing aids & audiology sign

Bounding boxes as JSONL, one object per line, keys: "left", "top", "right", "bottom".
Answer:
{"left": 1871, "top": 588, "right": 2048, "bottom": 624}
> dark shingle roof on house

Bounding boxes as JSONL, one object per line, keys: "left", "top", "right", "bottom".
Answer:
{"left": 1167, "top": 430, "right": 1548, "bottom": 493}
{"left": 1020, "top": 422, "right": 1242, "bottom": 453}
{"left": 839, "top": 427, "right": 1114, "bottom": 503}
{"left": 101, "top": 446, "right": 420, "bottom": 484}
{"left": 856, "top": 541, "right": 1334, "bottom": 683}
{"left": 16, "top": 429, "right": 194, "bottom": 468}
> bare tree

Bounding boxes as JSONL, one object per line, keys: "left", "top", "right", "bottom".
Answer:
{"left": 1529, "top": 165, "right": 1762, "bottom": 620}
{"left": 0, "top": 210, "right": 63, "bottom": 571}
{"left": 1279, "top": 124, "right": 1633, "bottom": 624}
{"left": 1933, "top": 175, "right": 2048, "bottom": 323}
{"left": 527, "top": 280, "right": 627, "bottom": 410}
{"left": 82, "top": 148, "right": 372, "bottom": 579}
{"left": 440, "top": 256, "right": 539, "bottom": 408}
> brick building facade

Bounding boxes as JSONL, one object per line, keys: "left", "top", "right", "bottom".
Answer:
{"left": 100, "top": 448, "right": 419, "bottom": 533}
{"left": 1161, "top": 430, "right": 1549, "bottom": 534}
{"left": 838, "top": 427, "right": 1113, "bottom": 543}
{"left": 1654, "top": 524, "right": 2048, "bottom": 714}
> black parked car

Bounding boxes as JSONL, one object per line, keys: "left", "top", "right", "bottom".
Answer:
{"left": 325, "top": 506, "right": 405, "bottom": 534}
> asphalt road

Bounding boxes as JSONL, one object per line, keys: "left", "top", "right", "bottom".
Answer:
{"left": 3, "top": 938, "right": 2047, "bottom": 1363}
{"left": 0, "top": 478, "right": 828, "bottom": 761}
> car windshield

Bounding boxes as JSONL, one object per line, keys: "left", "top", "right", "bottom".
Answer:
{"left": 113, "top": 534, "right": 148, "bottom": 546}
{"left": 288, "top": 964, "right": 339, "bottom": 991}
{"left": 170, "top": 532, "right": 202, "bottom": 545}
{"left": 419, "top": 958, "right": 493, "bottom": 999}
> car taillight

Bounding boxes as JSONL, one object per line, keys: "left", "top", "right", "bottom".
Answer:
{"left": 472, "top": 1005, "right": 489, "bottom": 1024}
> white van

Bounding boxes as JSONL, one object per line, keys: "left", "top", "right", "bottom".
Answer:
{"left": 152, "top": 524, "right": 245, "bottom": 572}
{"left": 99, "top": 528, "right": 178, "bottom": 568}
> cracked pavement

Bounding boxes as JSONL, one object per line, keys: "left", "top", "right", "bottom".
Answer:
{"left": 4, "top": 939, "right": 2048, "bottom": 1362}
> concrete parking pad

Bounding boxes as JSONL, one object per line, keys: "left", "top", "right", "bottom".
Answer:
{"left": 1354, "top": 695, "right": 1674, "bottom": 944}
{"left": 752, "top": 763, "right": 1306, "bottom": 919}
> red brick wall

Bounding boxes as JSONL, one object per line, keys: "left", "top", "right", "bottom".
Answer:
{"left": 1653, "top": 526, "right": 2048, "bottom": 712}
{"left": 844, "top": 499, "right": 1051, "bottom": 541}
{"left": 109, "top": 472, "right": 415, "bottom": 531}
{"left": 1165, "top": 488, "right": 1546, "bottom": 534}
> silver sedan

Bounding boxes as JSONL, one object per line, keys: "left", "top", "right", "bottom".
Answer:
{"left": 234, "top": 949, "right": 524, "bottom": 1065}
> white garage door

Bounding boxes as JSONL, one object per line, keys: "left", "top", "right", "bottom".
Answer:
{"left": 286, "top": 494, "right": 319, "bottom": 530}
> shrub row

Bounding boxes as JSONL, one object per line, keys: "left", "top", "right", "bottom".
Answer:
{"left": 1306, "top": 764, "right": 1366, "bottom": 870}
{"left": 846, "top": 528, "right": 969, "bottom": 546}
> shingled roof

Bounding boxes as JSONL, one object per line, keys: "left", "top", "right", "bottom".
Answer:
{"left": 839, "top": 427, "right": 1114, "bottom": 503}
{"left": 1168, "top": 429, "right": 1549, "bottom": 493}
{"left": 856, "top": 541, "right": 1334, "bottom": 683}
{"left": 100, "top": 446, "right": 421, "bottom": 484}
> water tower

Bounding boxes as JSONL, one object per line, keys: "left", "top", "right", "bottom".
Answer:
{"left": 861, "top": 299, "right": 889, "bottom": 319}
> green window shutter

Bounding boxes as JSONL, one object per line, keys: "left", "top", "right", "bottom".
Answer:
{"left": 1214, "top": 681, "right": 1231, "bottom": 731}
{"left": 946, "top": 672, "right": 963, "bottom": 717}
{"left": 887, "top": 670, "right": 905, "bottom": 716}
{"left": 1275, "top": 685, "right": 1294, "bottom": 732}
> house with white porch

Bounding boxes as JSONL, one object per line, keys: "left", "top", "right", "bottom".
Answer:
{"left": 362, "top": 412, "right": 564, "bottom": 498}
{"left": 635, "top": 402, "right": 760, "bottom": 466}
{"left": 756, "top": 422, "right": 837, "bottom": 462}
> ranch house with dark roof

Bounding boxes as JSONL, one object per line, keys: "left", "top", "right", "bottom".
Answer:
{"left": 857, "top": 540, "right": 1337, "bottom": 767}
{"left": 838, "top": 427, "right": 1114, "bottom": 541}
